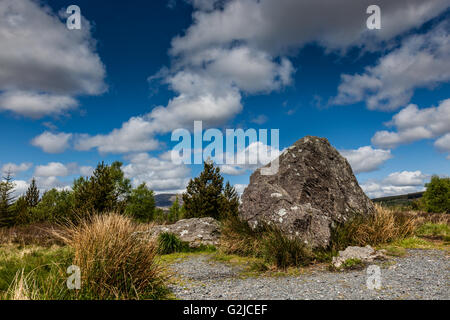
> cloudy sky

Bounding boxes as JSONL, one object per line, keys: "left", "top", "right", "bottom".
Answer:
{"left": 1, "top": 0, "right": 449, "bottom": 199}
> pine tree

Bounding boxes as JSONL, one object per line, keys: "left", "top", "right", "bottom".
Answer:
{"left": 73, "top": 161, "right": 131, "bottom": 214}
{"left": 125, "top": 183, "right": 155, "bottom": 222}
{"left": 25, "top": 177, "right": 40, "bottom": 207}
{"left": 183, "top": 160, "right": 224, "bottom": 219}
{"left": 168, "top": 195, "right": 181, "bottom": 222}
{"left": 220, "top": 182, "right": 240, "bottom": 219}
{"left": 73, "top": 162, "right": 115, "bottom": 213}
{"left": 0, "top": 171, "right": 16, "bottom": 226}
{"left": 13, "top": 196, "right": 30, "bottom": 225}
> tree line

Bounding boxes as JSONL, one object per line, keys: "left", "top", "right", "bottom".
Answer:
{"left": 0, "top": 160, "right": 240, "bottom": 227}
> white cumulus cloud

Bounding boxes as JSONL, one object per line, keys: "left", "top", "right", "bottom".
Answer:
{"left": 34, "top": 162, "right": 69, "bottom": 177}
{"left": 361, "top": 170, "right": 429, "bottom": 198}
{"left": 123, "top": 153, "right": 191, "bottom": 193}
{"left": 371, "top": 99, "right": 450, "bottom": 151}
{"left": 0, "top": 0, "right": 106, "bottom": 118}
{"left": 1, "top": 162, "right": 32, "bottom": 176}
{"left": 340, "top": 146, "right": 392, "bottom": 173}
{"left": 31, "top": 131, "right": 73, "bottom": 153}
{"left": 334, "top": 22, "right": 450, "bottom": 110}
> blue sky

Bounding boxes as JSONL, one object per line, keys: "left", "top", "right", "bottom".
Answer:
{"left": 0, "top": 0, "right": 449, "bottom": 198}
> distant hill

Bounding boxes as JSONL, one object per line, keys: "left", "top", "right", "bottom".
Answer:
{"left": 156, "top": 192, "right": 425, "bottom": 208}
{"left": 372, "top": 191, "right": 424, "bottom": 207}
{"left": 154, "top": 193, "right": 182, "bottom": 208}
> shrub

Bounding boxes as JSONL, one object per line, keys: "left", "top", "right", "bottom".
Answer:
{"left": 57, "top": 213, "right": 167, "bottom": 299}
{"left": 422, "top": 176, "right": 450, "bottom": 213}
{"left": 29, "top": 189, "right": 74, "bottom": 223}
{"left": 157, "top": 232, "right": 189, "bottom": 254}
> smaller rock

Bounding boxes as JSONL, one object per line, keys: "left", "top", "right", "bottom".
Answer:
{"left": 135, "top": 217, "right": 220, "bottom": 248}
{"left": 332, "top": 245, "right": 387, "bottom": 269}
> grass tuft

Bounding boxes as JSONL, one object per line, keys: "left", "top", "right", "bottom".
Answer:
{"left": 56, "top": 213, "right": 168, "bottom": 300}
{"left": 261, "top": 227, "right": 313, "bottom": 269}
{"left": 157, "top": 232, "right": 189, "bottom": 254}
{"left": 220, "top": 217, "right": 313, "bottom": 269}
{"left": 330, "top": 204, "right": 419, "bottom": 251}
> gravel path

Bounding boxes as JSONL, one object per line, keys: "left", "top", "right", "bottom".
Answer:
{"left": 168, "top": 249, "right": 449, "bottom": 300}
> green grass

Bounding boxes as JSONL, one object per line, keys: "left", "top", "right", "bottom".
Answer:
{"left": 341, "top": 258, "right": 364, "bottom": 270}
{"left": 220, "top": 217, "right": 314, "bottom": 269}
{"left": 157, "top": 232, "right": 217, "bottom": 255}
{"left": 157, "top": 232, "right": 190, "bottom": 254}
{"left": 0, "top": 244, "right": 74, "bottom": 299}
{"left": 382, "top": 246, "right": 407, "bottom": 257}
{"left": 392, "top": 236, "right": 437, "bottom": 249}
{"left": 378, "top": 236, "right": 448, "bottom": 253}
{"left": 262, "top": 227, "right": 313, "bottom": 269}
{"left": 416, "top": 223, "right": 450, "bottom": 241}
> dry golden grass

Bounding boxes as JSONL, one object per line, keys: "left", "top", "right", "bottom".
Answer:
{"left": 4, "top": 269, "right": 37, "bottom": 300}
{"left": 332, "top": 204, "right": 421, "bottom": 249}
{"left": 354, "top": 204, "right": 419, "bottom": 244}
{"left": 55, "top": 213, "right": 167, "bottom": 299}
{"left": 219, "top": 216, "right": 263, "bottom": 257}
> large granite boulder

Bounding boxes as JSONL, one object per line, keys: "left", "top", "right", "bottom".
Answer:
{"left": 239, "top": 136, "right": 375, "bottom": 248}
{"left": 135, "top": 217, "right": 220, "bottom": 248}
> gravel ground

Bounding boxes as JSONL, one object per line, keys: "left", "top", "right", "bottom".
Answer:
{"left": 168, "top": 249, "right": 449, "bottom": 300}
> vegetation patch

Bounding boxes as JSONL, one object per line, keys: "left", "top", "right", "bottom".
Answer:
{"left": 330, "top": 204, "right": 419, "bottom": 251}
{"left": 416, "top": 223, "right": 450, "bottom": 241}
{"left": 56, "top": 213, "right": 169, "bottom": 300}
{"left": 340, "top": 258, "right": 364, "bottom": 270}
{"left": 378, "top": 236, "right": 447, "bottom": 252}
{"left": 0, "top": 244, "right": 73, "bottom": 300}
{"left": 220, "top": 216, "right": 313, "bottom": 269}
{"left": 382, "top": 246, "right": 407, "bottom": 257}
{"left": 157, "top": 232, "right": 190, "bottom": 255}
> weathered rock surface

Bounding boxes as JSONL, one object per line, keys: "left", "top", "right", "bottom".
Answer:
{"left": 137, "top": 217, "right": 220, "bottom": 248}
{"left": 239, "top": 136, "right": 375, "bottom": 248}
{"left": 332, "top": 245, "right": 387, "bottom": 269}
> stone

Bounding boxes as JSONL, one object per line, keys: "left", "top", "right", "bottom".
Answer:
{"left": 331, "top": 245, "right": 387, "bottom": 268}
{"left": 136, "top": 217, "right": 220, "bottom": 248}
{"left": 239, "top": 136, "right": 376, "bottom": 248}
